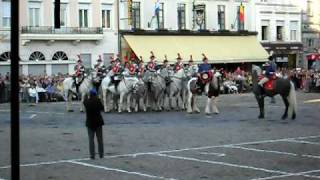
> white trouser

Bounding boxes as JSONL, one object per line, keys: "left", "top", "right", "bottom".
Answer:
{"left": 258, "top": 77, "right": 269, "bottom": 87}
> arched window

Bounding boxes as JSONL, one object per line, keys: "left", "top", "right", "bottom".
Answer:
{"left": 0, "top": 51, "right": 11, "bottom": 61}
{"left": 29, "top": 51, "right": 45, "bottom": 61}
{"left": 52, "top": 51, "right": 68, "bottom": 61}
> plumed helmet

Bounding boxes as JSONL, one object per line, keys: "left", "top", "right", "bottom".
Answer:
{"left": 202, "top": 53, "right": 208, "bottom": 61}
{"left": 177, "top": 53, "right": 182, "bottom": 60}
{"left": 189, "top": 55, "right": 193, "bottom": 62}
{"left": 150, "top": 51, "right": 155, "bottom": 59}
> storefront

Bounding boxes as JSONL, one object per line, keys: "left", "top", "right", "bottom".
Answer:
{"left": 261, "top": 42, "right": 303, "bottom": 69}
{"left": 120, "top": 31, "right": 269, "bottom": 68}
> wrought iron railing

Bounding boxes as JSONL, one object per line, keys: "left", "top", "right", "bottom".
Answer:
{"left": 21, "top": 26, "right": 103, "bottom": 34}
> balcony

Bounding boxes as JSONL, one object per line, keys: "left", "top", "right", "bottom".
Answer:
{"left": 20, "top": 26, "right": 104, "bottom": 45}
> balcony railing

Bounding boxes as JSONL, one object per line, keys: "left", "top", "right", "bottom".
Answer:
{"left": 21, "top": 26, "right": 103, "bottom": 34}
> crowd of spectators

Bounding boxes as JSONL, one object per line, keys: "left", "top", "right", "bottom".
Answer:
{"left": 0, "top": 73, "right": 67, "bottom": 104}
{"left": 0, "top": 67, "right": 319, "bottom": 104}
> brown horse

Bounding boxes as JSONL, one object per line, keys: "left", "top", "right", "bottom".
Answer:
{"left": 252, "top": 65, "right": 297, "bottom": 120}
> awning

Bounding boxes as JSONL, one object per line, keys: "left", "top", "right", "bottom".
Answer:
{"left": 306, "top": 53, "right": 320, "bottom": 61}
{"left": 123, "top": 35, "right": 269, "bottom": 64}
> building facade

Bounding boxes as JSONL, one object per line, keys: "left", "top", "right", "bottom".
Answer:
{"left": 0, "top": 0, "right": 118, "bottom": 75}
{"left": 0, "top": 0, "right": 307, "bottom": 75}
{"left": 302, "top": 0, "right": 320, "bottom": 69}
{"left": 253, "top": 0, "right": 304, "bottom": 69}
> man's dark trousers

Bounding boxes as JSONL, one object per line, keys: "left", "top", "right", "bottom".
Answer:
{"left": 87, "top": 126, "right": 103, "bottom": 159}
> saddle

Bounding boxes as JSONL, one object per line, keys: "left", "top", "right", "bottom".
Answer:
{"left": 259, "top": 74, "right": 277, "bottom": 91}
{"left": 195, "top": 72, "right": 213, "bottom": 94}
{"left": 111, "top": 75, "right": 122, "bottom": 90}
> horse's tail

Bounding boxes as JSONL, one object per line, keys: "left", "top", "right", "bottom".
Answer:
{"left": 288, "top": 81, "right": 297, "bottom": 119}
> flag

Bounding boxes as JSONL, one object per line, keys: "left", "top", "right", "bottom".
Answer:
{"left": 128, "top": 0, "right": 132, "bottom": 25}
{"left": 154, "top": 0, "right": 160, "bottom": 15}
{"left": 239, "top": 3, "right": 244, "bottom": 23}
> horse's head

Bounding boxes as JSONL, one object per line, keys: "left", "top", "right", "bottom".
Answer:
{"left": 174, "top": 67, "right": 187, "bottom": 80}
{"left": 252, "top": 65, "right": 262, "bottom": 76}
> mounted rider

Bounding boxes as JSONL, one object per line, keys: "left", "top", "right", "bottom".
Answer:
{"left": 110, "top": 54, "right": 123, "bottom": 90}
{"left": 174, "top": 53, "right": 183, "bottom": 73}
{"left": 73, "top": 55, "right": 85, "bottom": 93}
{"left": 197, "top": 53, "right": 212, "bottom": 92}
{"left": 137, "top": 56, "right": 145, "bottom": 78}
{"left": 186, "top": 55, "right": 198, "bottom": 77}
{"left": 160, "top": 55, "right": 171, "bottom": 85}
{"left": 94, "top": 55, "right": 107, "bottom": 78}
{"left": 94, "top": 55, "right": 106, "bottom": 91}
{"left": 147, "top": 51, "right": 157, "bottom": 72}
{"left": 258, "top": 56, "right": 276, "bottom": 88}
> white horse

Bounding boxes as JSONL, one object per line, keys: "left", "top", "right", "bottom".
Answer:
{"left": 143, "top": 70, "right": 166, "bottom": 111}
{"left": 102, "top": 71, "right": 140, "bottom": 113}
{"left": 131, "top": 78, "right": 147, "bottom": 112}
{"left": 63, "top": 71, "right": 99, "bottom": 112}
{"left": 187, "top": 70, "right": 221, "bottom": 115}
{"left": 167, "top": 68, "right": 187, "bottom": 110}
{"left": 101, "top": 70, "right": 116, "bottom": 112}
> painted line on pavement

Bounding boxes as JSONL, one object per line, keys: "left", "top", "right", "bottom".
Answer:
{"left": 29, "top": 114, "right": 37, "bottom": 119}
{"left": 198, "top": 152, "right": 226, "bottom": 157}
{"left": 285, "top": 139, "right": 320, "bottom": 146}
{"left": 69, "top": 160, "right": 178, "bottom": 180}
{"left": 154, "top": 153, "right": 289, "bottom": 175}
{"left": 225, "top": 145, "right": 298, "bottom": 156}
{"left": 1, "top": 134, "right": 320, "bottom": 170}
{"left": 304, "top": 99, "right": 320, "bottom": 104}
{"left": 251, "top": 169, "right": 320, "bottom": 180}
{"left": 0, "top": 109, "right": 65, "bottom": 115}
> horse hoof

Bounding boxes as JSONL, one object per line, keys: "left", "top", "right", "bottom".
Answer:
{"left": 205, "top": 113, "right": 211, "bottom": 116}
{"left": 291, "top": 113, "right": 296, "bottom": 120}
{"left": 258, "top": 115, "right": 264, "bottom": 119}
{"left": 187, "top": 111, "right": 193, "bottom": 114}
{"left": 80, "top": 110, "right": 84, "bottom": 113}
{"left": 68, "top": 110, "right": 74, "bottom": 112}
{"left": 214, "top": 112, "right": 219, "bottom": 115}
{"left": 281, "top": 115, "right": 288, "bottom": 120}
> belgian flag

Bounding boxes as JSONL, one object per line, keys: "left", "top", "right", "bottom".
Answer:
{"left": 239, "top": 3, "right": 244, "bottom": 24}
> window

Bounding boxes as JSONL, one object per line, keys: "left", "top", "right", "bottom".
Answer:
{"left": 276, "top": 21, "right": 284, "bottom": 41}
{"left": 79, "top": 7, "right": 89, "bottom": 27}
{"left": 60, "top": 3, "right": 67, "bottom": 27}
{"left": 29, "top": 51, "right": 45, "bottom": 61}
{"left": 28, "top": 3, "right": 41, "bottom": 27}
{"left": 131, "top": 2, "right": 140, "bottom": 29}
{"left": 276, "top": 26, "right": 283, "bottom": 40}
{"left": 157, "top": 3, "right": 164, "bottom": 29}
{"left": 177, "top": 3, "right": 186, "bottom": 30}
{"left": 261, "top": 20, "right": 269, "bottom": 41}
{"left": 194, "top": 4, "right": 206, "bottom": 30}
{"left": 261, "top": 26, "right": 268, "bottom": 40}
{"left": 102, "top": 9, "right": 111, "bottom": 29}
{"left": 2, "top": 0, "right": 10, "bottom": 27}
{"left": 218, "top": 5, "right": 225, "bottom": 30}
{"left": 290, "top": 21, "right": 298, "bottom": 41}
{"left": 52, "top": 51, "right": 68, "bottom": 61}
{"left": 308, "top": 39, "right": 314, "bottom": 47}
{"left": 0, "top": 51, "right": 10, "bottom": 61}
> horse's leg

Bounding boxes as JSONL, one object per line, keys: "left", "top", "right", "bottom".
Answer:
{"left": 281, "top": 95, "right": 289, "bottom": 120}
{"left": 80, "top": 93, "right": 85, "bottom": 112}
{"left": 187, "top": 91, "right": 193, "bottom": 113}
{"left": 193, "top": 95, "right": 200, "bottom": 113}
{"left": 205, "top": 97, "right": 211, "bottom": 115}
{"left": 211, "top": 96, "right": 219, "bottom": 114}
{"left": 255, "top": 95, "right": 265, "bottom": 119}
{"left": 102, "top": 89, "right": 108, "bottom": 112}
{"left": 126, "top": 93, "right": 132, "bottom": 113}
{"left": 118, "top": 93, "right": 124, "bottom": 113}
